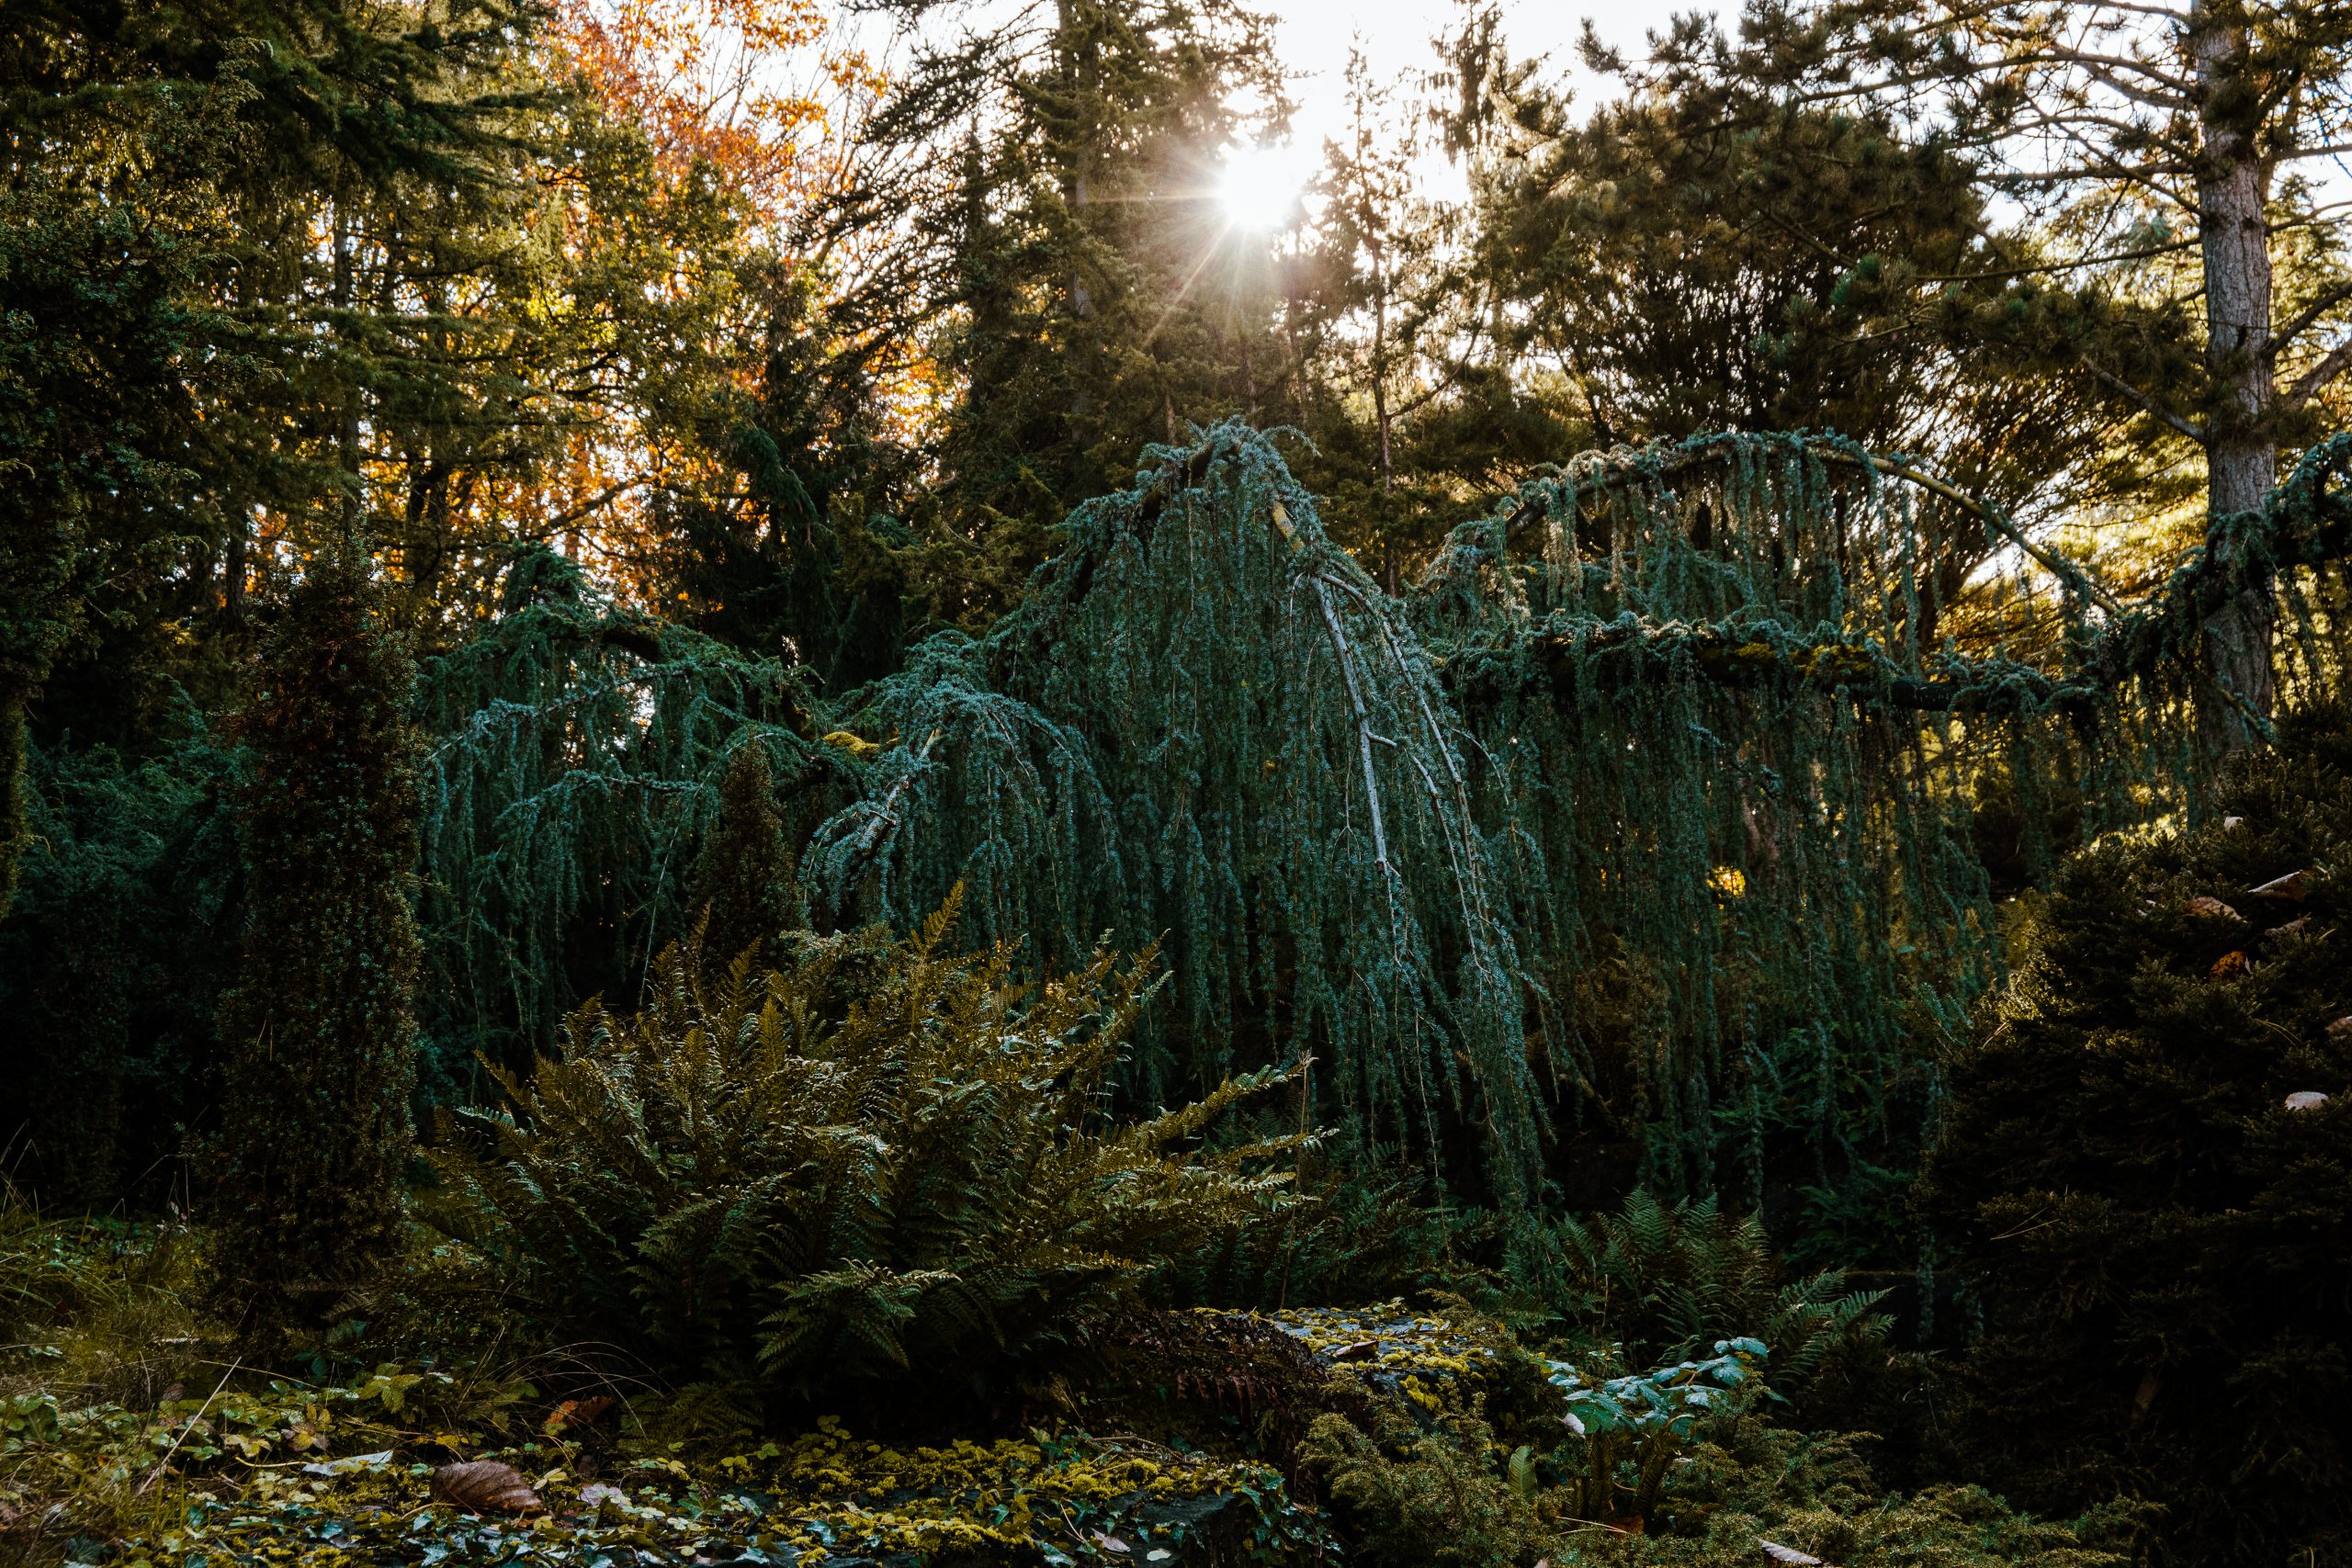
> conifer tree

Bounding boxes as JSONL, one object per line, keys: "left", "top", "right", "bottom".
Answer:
{"left": 834, "top": 0, "right": 1293, "bottom": 589}
{"left": 1618, "top": 0, "right": 2352, "bottom": 749}
{"left": 210, "top": 553, "right": 423, "bottom": 1340}
{"left": 691, "top": 740, "right": 802, "bottom": 967}
{"left": 1923, "top": 705, "right": 2352, "bottom": 1566}
{"left": 1430, "top": 7, "right": 2099, "bottom": 637}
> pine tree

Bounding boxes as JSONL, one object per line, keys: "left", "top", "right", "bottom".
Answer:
{"left": 837, "top": 0, "right": 1293, "bottom": 583}
{"left": 209, "top": 553, "right": 423, "bottom": 1341}
{"left": 1922, "top": 704, "right": 2352, "bottom": 1566}
{"left": 1624, "top": 0, "right": 2352, "bottom": 750}
{"left": 1430, "top": 6, "right": 2103, "bottom": 644}
{"left": 691, "top": 741, "right": 802, "bottom": 967}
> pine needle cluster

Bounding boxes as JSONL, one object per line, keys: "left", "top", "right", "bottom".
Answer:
{"left": 427, "top": 895, "right": 1305, "bottom": 1405}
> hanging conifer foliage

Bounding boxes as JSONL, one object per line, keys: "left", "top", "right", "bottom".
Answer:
{"left": 414, "top": 547, "right": 838, "bottom": 1083}
{"left": 210, "top": 552, "right": 424, "bottom": 1338}
{"left": 422, "top": 425, "right": 2352, "bottom": 1204}
{"left": 808, "top": 431, "right": 1541, "bottom": 1195}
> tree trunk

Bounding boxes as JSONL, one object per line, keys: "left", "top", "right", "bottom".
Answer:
{"left": 223, "top": 513, "right": 248, "bottom": 625}
{"left": 0, "top": 682, "right": 27, "bottom": 922}
{"left": 2189, "top": 4, "right": 2278, "bottom": 756}
{"left": 333, "top": 196, "right": 363, "bottom": 537}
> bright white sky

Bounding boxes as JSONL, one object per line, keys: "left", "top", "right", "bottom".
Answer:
{"left": 1261, "top": 0, "right": 1731, "bottom": 196}
{"left": 1275, "top": 0, "right": 1724, "bottom": 136}
{"left": 831, "top": 1, "right": 1732, "bottom": 218}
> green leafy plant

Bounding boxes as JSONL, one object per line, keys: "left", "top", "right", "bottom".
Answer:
{"left": 1507, "top": 1191, "right": 1889, "bottom": 1394}
{"left": 1306, "top": 1331, "right": 2131, "bottom": 1568}
{"left": 1543, "top": 1338, "right": 1768, "bottom": 1526}
{"left": 428, "top": 895, "right": 1304, "bottom": 1405}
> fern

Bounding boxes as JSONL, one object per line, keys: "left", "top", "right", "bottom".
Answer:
{"left": 427, "top": 893, "right": 1303, "bottom": 1404}
{"left": 1507, "top": 1191, "right": 1890, "bottom": 1395}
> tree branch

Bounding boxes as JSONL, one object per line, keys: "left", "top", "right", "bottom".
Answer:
{"left": 2287, "top": 339, "right": 2352, "bottom": 405}
{"left": 2082, "top": 359, "right": 2208, "bottom": 445}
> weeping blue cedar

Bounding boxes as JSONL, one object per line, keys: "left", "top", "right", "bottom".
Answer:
{"left": 808, "top": 430, "right": 1540, "bottom": 1194}
{"left": 420, "top": 426, "right": 2352, "bottom": 1200}
{"left": 413, "top": 547, "right": 838, "bottom": 1083}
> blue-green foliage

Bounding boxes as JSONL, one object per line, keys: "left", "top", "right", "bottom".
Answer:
{"left": 811, "top": 430, "right": 1540, "bottom": 1193}
{"left": 413, "top": 547, "right": 842, "bottom": 1084}
{"left": 415, "top": 425, "right": 2352, "bottom": 1206}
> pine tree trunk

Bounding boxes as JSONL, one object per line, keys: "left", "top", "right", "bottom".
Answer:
{"left": 2190, "top": 4, "right": 2278, "bottom": 756}
{"left": 223, "top": 513, "right": 248, "bottom": 624}
{"left": 0, "top": 682, "right": 26, "bottom": 922}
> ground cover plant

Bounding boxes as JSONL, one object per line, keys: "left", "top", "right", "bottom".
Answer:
{"left": 426, "top": 896, "right": 1307, "bottom": 1414}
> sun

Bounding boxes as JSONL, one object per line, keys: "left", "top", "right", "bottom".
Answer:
{"left": 1216, "top": 141, "right": 1306, "bottom": 232}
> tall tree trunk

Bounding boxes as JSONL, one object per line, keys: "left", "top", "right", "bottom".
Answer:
{"left": 2190, "top": 4, "right": 2278, "bottom": 756}
{"left": 223, "top": 513, "right": 248, "bottom": 625}
{"left": 333, "top": 196, "right": 363, "bottom": 538}
{"left": 1372, "top": 238, "right": 1396, "bottom": 592}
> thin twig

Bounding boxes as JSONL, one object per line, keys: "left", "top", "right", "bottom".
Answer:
{"left": 137, "top": 1358, "right": 241, "bottom": 1495}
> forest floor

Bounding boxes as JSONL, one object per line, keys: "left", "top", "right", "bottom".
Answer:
{"left": 0, "top": 1214, "right": 1498, "bottom": 1567}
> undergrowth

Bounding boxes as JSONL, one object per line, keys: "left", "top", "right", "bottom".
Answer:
{"left": 426, "top": 896, "right": 1307, "bottom": 1417}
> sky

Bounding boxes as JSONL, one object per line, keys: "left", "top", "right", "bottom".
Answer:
{"left": 829, "top": 0, "right": 1734, "bottom": 220}
{"left": 1244, "top": 0, "right": 1731, "bottom": 212}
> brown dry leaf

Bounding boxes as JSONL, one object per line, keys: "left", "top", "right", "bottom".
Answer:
{"left": 542, "top": 1395, "right": 615, "bottom": 1440}
{"left": 2210, "top": 950, "right": 2250, "bottom": 978}
{"left": 2326, "top": 1016, "right": 2352, "bottom": 1043}
{"left": 2247, "top": 869, "right": 2310, "bottom": 902}
{"left": 2186, "top": 895, "right": 2246, "bottom": 923}
{"left": 432, "top": 1460, "right": 545, "bottom": 1515}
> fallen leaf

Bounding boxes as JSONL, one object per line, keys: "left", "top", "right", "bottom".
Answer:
{"left": 1758, "top": 1540, "right": 1825, "bottom": 1567}
{"left": 2211, "top": 950, "right": 2250, "bottom": 977}
{"left": 543, "top": 1396, "right": 614, "bottom": 1439}
{"left": 2327, "top": 1016, "right": 2352, "bottom": 1043}
{"left": 431, "top": 1460, "right": 544, "bottom": 1515}
{"left": 302, "top": 1450, "right": 394, "bottom": 1477}
{"left": 2285, "top": 1091, "right": 2331, "bottom": 1111}
{"left": 1326, "top": 1339, "right": 1378, "bottom": 1362}
{"left": 2186, "top": 895, "right": 2245, "bottom": 923}
{"left": 2247, "top": 870, "right": 2309, "bottom": 902}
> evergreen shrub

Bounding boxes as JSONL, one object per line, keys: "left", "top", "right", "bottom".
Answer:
{"left": 428, "top": 896, "right": 1304, "bottom": 1409}
{"left": 1, "top": 721, "right": 238, "bottom": 1208}
{"left": 688, "top": 739, "right": 802, "bottom": 966}
{"left": 209, "top": 556, "right": 423, "bottom": 1342}
{"left": 1925, "top": 704, "right": 2352, "bottom": 1567}
{"left": 1305, "top": 1339, "right": 2130, "bottom": 1568}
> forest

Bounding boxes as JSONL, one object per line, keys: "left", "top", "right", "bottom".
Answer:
{"left": 4, "top": 0, "right": 2351, "bottom": 1563}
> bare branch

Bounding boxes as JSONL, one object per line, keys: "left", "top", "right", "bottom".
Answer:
{"left": 2272, "top": 281, "right": 2352, "bottom": 353}
{"left": 2083, "top": 359, "right": 2208, "bottom": 444}
{"left": 2287, "top": 339, "right": 2352, "bottom": 405}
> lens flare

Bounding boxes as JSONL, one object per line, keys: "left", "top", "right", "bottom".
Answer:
{"left": 1216, "top": 141, "right": 1305, "bottom": 231}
